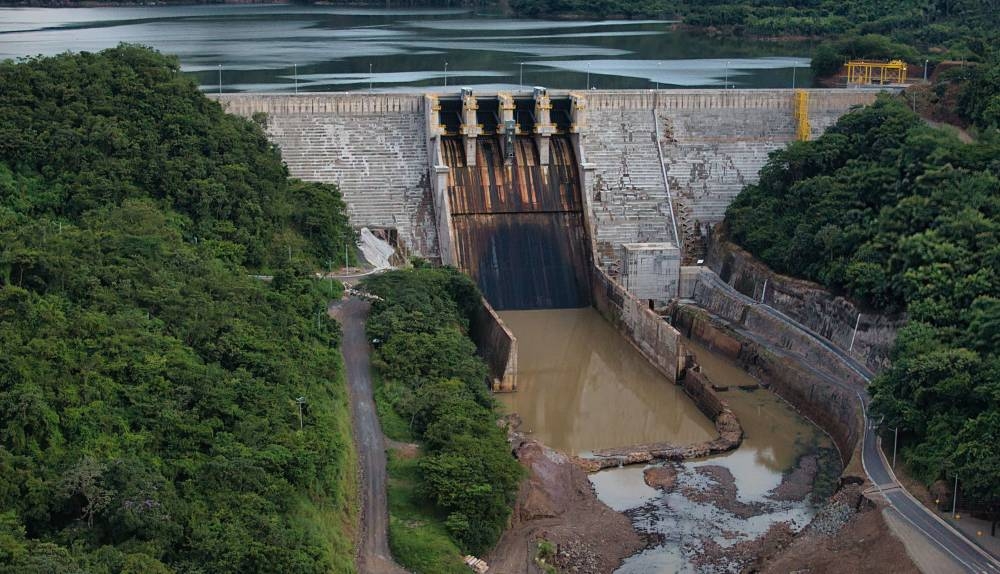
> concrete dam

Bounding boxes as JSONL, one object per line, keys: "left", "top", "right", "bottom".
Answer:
{"left": 219, "top": 88, "right": 876, "bottom": 308}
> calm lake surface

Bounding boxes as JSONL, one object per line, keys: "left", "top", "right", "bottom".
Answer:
{"left": 0, "top": 5, "right": 814, "bottom": 92}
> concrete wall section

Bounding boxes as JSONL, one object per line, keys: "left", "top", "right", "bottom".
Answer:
{"left": 706, "top": 231, "right": 904, "bottom": 372}
{"left": 216, "top": 94, "right": 439, "bottom": 259}
{"left": 469, "top": 297, "right": 518, "bottom": 393}
{"left": 591, "top": 265, "right": 681, "bottom": 382}
{"left": 581, "top": 90, "right": 880, "bottom": 263}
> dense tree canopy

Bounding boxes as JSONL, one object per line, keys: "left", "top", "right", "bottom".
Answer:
{"left": 724, "top": 94, "right": 1000, "bottom": 506}
{"left": 0, "top": 46, "right": 357, "bottom": 573}
{"left": 363, "top": 268, "right": 522, "bottom": 557}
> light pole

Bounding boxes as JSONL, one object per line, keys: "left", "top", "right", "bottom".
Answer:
{"left": 519, "top": 61, "right": 524, "bottom": 88}
{"left": 924, "top": 59, "right": 929, "bottom": 82}
{"left": 792, "top": 65, "right": 796, "bottom": 89}
{"left": 724, "top": 60, "right": 729, "bottom": 89}
{"left": 295, "top": 396, "right": 306, "bottom": 431}
{"left": 655, "top": 61, "right": 661, "bottom": 90}
{"left": 890, "top": 426, "right": 898, "bottom": 468}
{"left": 951, "top": 474, "right": 959, "bottom": 518}
{"left": 369, "top": 62, "right": 373, "bottom": 93}
{"left": 294, "top": 63, "right": 298, "bottom": 94}
{"left": 444, "top": 61, "right": 448, "bottom": 87}
{"left": 217, "top": 64, "right": 222, "bottom": 95}
{"left": 586, "top": 64, "right": 591, "bottom": 90}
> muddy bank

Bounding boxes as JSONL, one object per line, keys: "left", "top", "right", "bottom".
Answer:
{"left": 757, "top": 485, "right": 921, "bottom": 573}
{"left": 486, "top": 434, "right": 645, "bottom": 574}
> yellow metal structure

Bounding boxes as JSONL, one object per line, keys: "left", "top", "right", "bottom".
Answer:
{"left": 845, "top": 59, "right": 908, "bottom": 86}
{"left": 793, "top": 89, "right": 810, "bottom": 141}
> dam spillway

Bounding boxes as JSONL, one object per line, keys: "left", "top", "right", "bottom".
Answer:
{"left": 442, "top": 134, "right": 591, "bottom": 309}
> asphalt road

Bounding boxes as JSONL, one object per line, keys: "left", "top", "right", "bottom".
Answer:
{"left": 333, "top": 298, "right": 409, "bottom": 574}
{"left": 701, "top": 275, "right": 1000, "bottom": 574}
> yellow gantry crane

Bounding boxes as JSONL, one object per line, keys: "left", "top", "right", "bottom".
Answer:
{"left": 845, "top": 60, "right": 909, "bottom": 86}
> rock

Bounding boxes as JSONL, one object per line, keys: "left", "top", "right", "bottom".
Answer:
{"left": 643, "top": 465, "right": 678, "bottom": 490}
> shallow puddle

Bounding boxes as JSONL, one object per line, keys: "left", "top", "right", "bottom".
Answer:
{"left": 495, "top": 308, "right": 715, "bottom": 455}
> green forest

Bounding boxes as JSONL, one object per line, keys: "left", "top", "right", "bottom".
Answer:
{"left": 724, "top": 72, "right": 1000, "bottom": 507}
{"left": 0, "top": 46, "right": 359, "bottom": 573}
{"left": 362, "top": 267, "right": 521, "bottom": 572}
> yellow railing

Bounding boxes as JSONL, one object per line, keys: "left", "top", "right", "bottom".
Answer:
{"left": 845, "top": 59, "right": 908, "bottom": 85}
{"left": 793, "top": 89, "right": 810, "bottom": 141}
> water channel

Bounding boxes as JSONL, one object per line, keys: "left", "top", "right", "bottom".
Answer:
{"left": 0, "top": 5, "right": 814, "bottom": 92}
{"left": 498, "top": 308, "right": 838, "bottom": 572}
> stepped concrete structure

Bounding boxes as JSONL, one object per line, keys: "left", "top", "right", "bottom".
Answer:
{"left": 216, "top": 88, "right": 879, "bottom": 284}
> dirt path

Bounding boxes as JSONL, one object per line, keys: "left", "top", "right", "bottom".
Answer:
{"left": 332, "top": 298, "right": 409, "bottom": 574}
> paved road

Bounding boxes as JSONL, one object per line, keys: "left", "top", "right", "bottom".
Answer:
{"left": 695, "top": 274, "right": 1000, "bottom": 573}
{"left": 333, "top": 298, "right": 409, "bottom": 574}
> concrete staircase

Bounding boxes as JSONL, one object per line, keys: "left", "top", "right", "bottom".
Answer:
{"left": 582, "top": 109, "right": 676, "bottom": 270}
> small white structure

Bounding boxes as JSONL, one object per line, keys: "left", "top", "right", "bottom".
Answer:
{"left": 621, "top": 242, "right": 680, "bottom": 302}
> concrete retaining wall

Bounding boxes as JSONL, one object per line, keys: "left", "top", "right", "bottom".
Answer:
{"left": 591, "top": 265, "right": 682, "bottom": 382}
{"left": 706, "top": 230, "right": 904, "bottom": 372}
{"left": 671, "top": 305, "right": 866, "bottom": 483}
{"left": 214, "top": 94, "right": 438, "bottom": 259}
{"left": 470, "top": 297, "right": 518, "bottom": 393}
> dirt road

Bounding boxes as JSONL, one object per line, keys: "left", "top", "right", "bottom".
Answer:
{"left": 332, "top": 297, "right": 409, "bottom": 574}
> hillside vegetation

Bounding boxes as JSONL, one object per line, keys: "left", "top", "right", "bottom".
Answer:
{"left": 362, "top": 267, "right": 522, "bottom": 569}
{"left": 724, "top": 93, "right": 999, "bottom": 506}
{"left": 0, "top": 46, "right": 358, "bottom": 573}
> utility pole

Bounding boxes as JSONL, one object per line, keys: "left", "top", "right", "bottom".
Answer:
{"left": 924, "top": 59, "right": 929, "bottom": 82}
{"left": 369, "top": 63, "right": 373, "bottom": 93}
{"left": 294, "top": 63, "right": 298, "bottom": 94}
{"left": 952, "top": 474, "right": 959, "bottom": 518}
{"left": 655, "top": 61, "right": 661, "bottom": 90}
{"left": 218, "top": 64, "right": 222, "bottom": 95}
{"left": 295, "top": 397, "right": 306, "bottom": 430}
{"left": 849, "top": 313, "right": 862, "bottom": 352}
{"left": 586, "top": 64, "right": 591, "bottom": 90}
{"left": 792, "top": 66, "right": 796, "bottom": 89}
{"left": 891, "top": 426, "right": 898, "bottom": 468}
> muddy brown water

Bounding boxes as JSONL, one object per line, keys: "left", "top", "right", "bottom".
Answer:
{"left": 495, "top": 307, "right": 715, "bottom": 455}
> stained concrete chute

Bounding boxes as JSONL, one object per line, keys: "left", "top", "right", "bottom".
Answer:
{"left": 441, "top": 131, "right": 592, "bottom": 310}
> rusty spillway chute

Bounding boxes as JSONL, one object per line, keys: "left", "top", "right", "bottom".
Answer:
{"left": 440, "top": 90, "right": 591, "bottom": 310}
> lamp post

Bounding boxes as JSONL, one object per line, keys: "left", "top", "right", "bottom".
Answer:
{"left": 952, "top": 474, "right": 959, "bottom": 518}
{"left": 724, "top": 60, "right": 729, "bottom": 89}
{"left": 217, "top": 64, "right": 222, "bottom": 95}
{"left": 369, "top": 62, "right": 373, "bottom": 93}
{"left": 655, "top": 61, "right": 661, "bottom": 90}
{"left": 792, "top": 65, "right": 796, "bottom": 89}
{"left": 444, "top": 61, "right": 449, "bottom": 87}
{"left": 924, "top": 59, "right": 929, "bottom": 82}
{"left": 294, "top": 63, "right": 298, "bottom": 94}
{"left": 519, "top": 61, "right": 524, "bottom": 88}
{"left": 890, "top": 426, "right": 899, "bottom": 468}
{"left": 586, "top": 64, "right": 591, "bottom": 90}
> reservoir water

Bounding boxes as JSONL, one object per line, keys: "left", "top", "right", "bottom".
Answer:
{"left": 0, "top": 5, "right": 813, "bottom": 92}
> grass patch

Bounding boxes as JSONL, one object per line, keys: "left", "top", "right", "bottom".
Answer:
{"left": 386, "top": 452, "right": 468, "bottom": 574}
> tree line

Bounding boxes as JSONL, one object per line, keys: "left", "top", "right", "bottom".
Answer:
{"left": 362, "top": 267, "right": 522, "bottom": 566}
{"left": 0, "top": 45, "right": 357, "bottom": 573}
{"left": 724, "top": 86, "right": 999, "bottom": 510}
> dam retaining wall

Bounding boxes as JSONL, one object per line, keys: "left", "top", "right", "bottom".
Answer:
{"left": 675, "top": 267, "right": 869, "bottom": 481}
{"left": 216, "top": 89, "right": 880, "bottom": 269}
{"left": 470, "top": 297, "right": 518, "bottom": 393}
{"left": 580, "top": 89, "right": 879, "bottom": 265}
{"left": 705, "top": 230, "right": 904, "bottom": 372}
{"left": 217, "top": 94, "right": 438, "bottom": 258}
